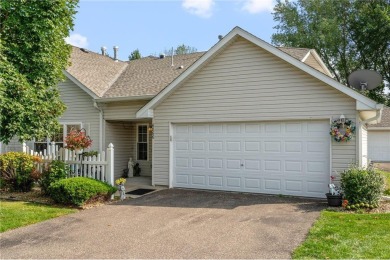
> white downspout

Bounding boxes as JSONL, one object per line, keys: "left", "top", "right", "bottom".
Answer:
{"left": 93, "top": 100, "right": 104, "bottom": 152}
{"left": 361, "top": 105, "right": 383, "bottom": 125}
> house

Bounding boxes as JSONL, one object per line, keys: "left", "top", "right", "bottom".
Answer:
{"left": 1, "top": 27, "right": 384, "bottom": 198}
{"left": 368, "top": 106, "right": 390, "bottom": 163}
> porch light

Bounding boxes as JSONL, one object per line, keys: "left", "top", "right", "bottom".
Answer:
{"left": 339, "top": 114, "right": 345, "bottom": 124}
{"left": 148, "top": 126, "right": 154, "bottom": 132}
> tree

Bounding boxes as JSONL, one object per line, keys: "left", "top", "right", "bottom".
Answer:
{"left": 0, "top": 0, "right": 78, "bottom": 144}
{"left": 175, "top": 44, "right": 197, "bottom": 55}
{"left": 272, "top": 0, "right": 390, "bottom": 105}
{"left": 129, "top": 49, "right": 141, "bottom": 61}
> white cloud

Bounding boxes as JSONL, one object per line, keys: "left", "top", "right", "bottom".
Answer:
{"left": 65, "top": 33, "right": 88, "bottom": 48}
{"left": 182, "top": 0, "right": 214, "bottom": 18}
{"left": 241, "top": 0, "right": 274, "bottom": 14}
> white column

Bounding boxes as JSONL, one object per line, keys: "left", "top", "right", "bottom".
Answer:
{"left": 106, "top": 143, "right": 114, "bottom": 186}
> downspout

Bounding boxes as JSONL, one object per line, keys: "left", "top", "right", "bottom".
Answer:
{"left": 93, "top": 100, "right": 104, "bottom": 152}
{"left": 361, "top": 104, "right": 383, "bottom": 125}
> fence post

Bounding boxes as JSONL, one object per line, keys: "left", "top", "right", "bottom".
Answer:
{"left": 106, "top": 143, "right": 114, "bottom": 186}
{"left": 22, "top": 142, "right": 27, "bottom": 153}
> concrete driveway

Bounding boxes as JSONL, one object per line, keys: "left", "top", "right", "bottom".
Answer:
{"left": 1, "top": 189, "right": 326, "bottom": 259}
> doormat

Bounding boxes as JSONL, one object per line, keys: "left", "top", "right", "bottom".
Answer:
{"left": 126, "top": 189, "right": 155, "bottom": 196}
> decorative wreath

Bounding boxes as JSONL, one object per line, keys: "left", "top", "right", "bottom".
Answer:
{"left": 330, "top": 119, "right": 356, "bottom": 142}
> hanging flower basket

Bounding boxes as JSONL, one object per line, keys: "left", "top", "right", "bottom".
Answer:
{"left": 64, "top": 128, "right": 92, "bottom": 151}
{"left": 329, "top": 119, "right": 355, "bottom": 142}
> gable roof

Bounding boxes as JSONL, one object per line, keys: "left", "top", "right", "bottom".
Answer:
{"left": 66, "top": 47, "right": 127, "bottom": 97}
{"left": 136, "top": 26, "right": 381, "bottom": 118}
{"left": 368, "top": 106, "right": 390, "bottom": 128}
{"left": 277, "top": 47, "right": 310, "bottom": 60}
{"left": 103, "top": 52, "right": 205, "bottom": 98}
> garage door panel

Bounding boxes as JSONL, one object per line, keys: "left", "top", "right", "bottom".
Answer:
{"left": 173, "top": 121, "right": 330, "bottom": 198}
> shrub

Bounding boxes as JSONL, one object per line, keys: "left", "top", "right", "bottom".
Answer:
{"left": 0, "top": 152, "right": 41, "bottom": 192}
{"left": 48, "top": 177, "right": 116, "bottom": 206}
{"left": 40, "top": 160, "right": 69, "bottom": 195}
{"left": 341, "top": 166, "right": 385, "bottom": 204}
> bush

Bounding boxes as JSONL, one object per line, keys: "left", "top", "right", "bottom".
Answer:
{"left": 40, "top": 160, "right": 69, "bottom": 194}
{"left": 48, "top": 177, "right": 117, "bottom": 206}
{"left": 341, "top": 166, "right": 385, "bottom": 204}
{"left": 0, "top": 152, "right": 41, "bottom": 192}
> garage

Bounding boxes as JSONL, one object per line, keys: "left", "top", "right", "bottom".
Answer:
{"left": 172, "top": 120, "right": 330, "bottom": 198}
{"left": 368, "top": 131, "right": 390, "bottom": 162}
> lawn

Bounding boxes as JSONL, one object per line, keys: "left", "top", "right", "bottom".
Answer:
{"left": 293, "top": 211, "right": 390, "bottom": 259}
{"left": 0, "top": 200, "right": 76, "bottom": 233}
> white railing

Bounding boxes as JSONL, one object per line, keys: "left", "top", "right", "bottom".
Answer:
{"left": 22, "top": 142, "right": 114, "bottom": 186}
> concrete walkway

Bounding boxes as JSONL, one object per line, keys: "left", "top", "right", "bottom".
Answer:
{"left": 1, "top": 189, "right": 326, "bottom": 259}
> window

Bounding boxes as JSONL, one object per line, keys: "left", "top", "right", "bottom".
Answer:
{"left": 34, "top": 123, "right": 81, "bottom": 152}
{"left": 137, "top": 124, "right": 148, "bottom": 160}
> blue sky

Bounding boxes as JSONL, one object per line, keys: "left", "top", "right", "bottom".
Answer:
{"left": 66, "top": 0, "right": 277, "bottom": 60}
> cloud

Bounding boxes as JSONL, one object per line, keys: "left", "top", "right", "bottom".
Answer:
{"left": 182, "top": 0, "right": 214, "bottom": 18}
{"left": 241, "top": 0, "right": 274, "bottom": 14}
{"left": 65, "top": 33, "right": 88, "bottom": 48}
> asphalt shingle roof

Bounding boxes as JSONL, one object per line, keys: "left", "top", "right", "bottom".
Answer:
{"left": 369, "top": 106, "right": 390, "bottom": 128}
{"left": 65, "top": 46, "right": 314, "bottom": 99}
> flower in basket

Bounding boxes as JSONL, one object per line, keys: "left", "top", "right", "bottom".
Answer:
{"left": 64, "top": 128, "right": 92, "bottom": 151}
{"left": 115, "top": 178, "right": 126, "bottom": 186}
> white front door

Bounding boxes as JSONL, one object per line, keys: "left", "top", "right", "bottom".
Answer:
{"left": 172, "top": 121, "right": 330, "bottom": 198}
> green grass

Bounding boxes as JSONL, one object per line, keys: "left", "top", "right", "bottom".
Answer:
{"left": 378, "top": 170, "right": 390, "bottom": 195}
{"left": 0, "top": 200, "right": 76, "bottom": 233}
{"left": 293, "top": 211, "right": 390, "bottom": 259}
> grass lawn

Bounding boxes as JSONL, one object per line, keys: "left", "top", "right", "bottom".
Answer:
{"left": 293, "top": 211, "right": 390, "bottom": 259}
{"left": 0, "top": 200, "right": 76, "bottom": 233}
{"left": 378, "top": 170, "right": 390, "bottom": 195}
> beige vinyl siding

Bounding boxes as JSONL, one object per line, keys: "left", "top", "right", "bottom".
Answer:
{"left": 303, "top": 53, "right": 327, "bottom": 75}
{"left": 153, "top": 36, "right": 357, "bottom": 186}
{"left": 103, "top": 100, "right": 149, "bottom": 120}
{"left": 0, "top": 138, "right": 23, "bottom": 153}
{"left": 59, "top": 78, "right": 101, "bottom": 151}
{"left": 105, "top": 120, "right": 152, "bottom": 179}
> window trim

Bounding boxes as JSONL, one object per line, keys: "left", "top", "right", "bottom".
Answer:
{"left": 136, "top": 123, "right": 149, "bottom": 161}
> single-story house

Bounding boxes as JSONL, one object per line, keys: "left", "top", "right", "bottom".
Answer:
{"left": 368, "top": 106, "right": 390, "bottom": 162}
{"left": 1, "top": 27, "right": 385, "bottom": 198}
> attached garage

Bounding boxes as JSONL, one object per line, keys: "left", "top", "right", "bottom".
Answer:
{"left": 137, "top": 27, "right": 384, "bottom": 198}
{"left": 172, "top": 121, "right": 330, "bottom": 198}
{"left": 368, "top": 107, "right": 390, "bottom": 162}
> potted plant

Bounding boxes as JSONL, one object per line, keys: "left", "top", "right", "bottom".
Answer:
{"left": 64, "top": 128, "right": 92, "bottom": 154}
{"left": 326, "top": 175, "right": 343, "bottom": 206}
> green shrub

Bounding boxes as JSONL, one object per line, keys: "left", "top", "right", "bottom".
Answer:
{"left": 39, "top": 160, "right": 69, "bottom": 194}
{"left": 48, "top": 177, "right": 116, "bottom": 206}
{"left": 341, "top": 166, "right": 385, "bottom": 204}
{"left": 0, "top": 152, "right": 41, "bottom": 192}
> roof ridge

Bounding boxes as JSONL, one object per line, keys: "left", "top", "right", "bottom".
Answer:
{"left": 100, "top": 62, "right": 129, "bottom": 97}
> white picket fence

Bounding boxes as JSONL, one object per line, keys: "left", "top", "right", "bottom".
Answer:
{"left": 22, "top": 142, "right": 114, "bottom": 186}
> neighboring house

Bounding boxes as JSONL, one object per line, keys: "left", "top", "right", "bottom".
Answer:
{"left": 368, "top": 106, "right": 390, "bottom": 162}
{"left": 1, "top": 27, "right": 384, "bottom": 198}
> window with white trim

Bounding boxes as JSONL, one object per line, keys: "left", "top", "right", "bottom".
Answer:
{"left": 34, "top": 123, "right": 81, "bottom": 152}
{"left": 137, "top": 124, "right": 148, "bottom": 160}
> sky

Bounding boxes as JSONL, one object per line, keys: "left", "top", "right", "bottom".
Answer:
{"left": 65, "top": 0, "right": 278, "bottom": 60}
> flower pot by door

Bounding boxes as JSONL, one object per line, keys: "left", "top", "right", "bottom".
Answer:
{"left": 75, "top": 149, "right": 84, "bottom": 155}
{"left": 326, "top": 193, "right": 342, "bottom": 207}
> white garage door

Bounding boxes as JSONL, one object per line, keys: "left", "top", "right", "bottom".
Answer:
{"left": 368, "top": 131, "right": 390, "bottom": 162}
{"left": 172, "top": 121, "right": 330, "bottom": 198}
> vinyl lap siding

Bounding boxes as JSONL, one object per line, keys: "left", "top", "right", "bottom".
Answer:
{"left": 153, "top": 36, "right": 357, "bottom": 186}
{"left": 59, "top": 79, "right": 101, "bottom": 151}
{"left": 361, "top": 126, "right": 368, "bottom": 167}
{"left": 103, "top": 100, "right": 149, "bottom": 120}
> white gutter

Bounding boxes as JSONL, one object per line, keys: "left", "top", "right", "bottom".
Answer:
{"left": 96, "top": 95, "right": 155, "bottom": 103}
{"left": 93, "top": 101, "right": 104, "bottom": 152}
{"left": 361, "top": 104, "right": 384, "bottom": 125}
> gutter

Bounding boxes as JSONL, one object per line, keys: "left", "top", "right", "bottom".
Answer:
{"left": 93, "top": 101, "right": 104, "bottom": 152}
{"left": 96, "top": 95, "right": 155, "bottom": 103}
{"left": 361, "top": 104, "right": 384, "bottom": 125}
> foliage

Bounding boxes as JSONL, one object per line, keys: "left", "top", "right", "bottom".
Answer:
{"left": 0, "top": 152, "right": 41, "bottom": 192}
{"left": 39, "top": 160, "right": 69, "bottom": 195}
{"left": 293, "top": 211, "right": 390, "bottom": 259}
{"left": 48, "top": 177, "right": 116, "bottom": 206}
{"left": 340, "top": 166, "right": 385, "bottom": 204}
{"left": 272, "top": 0, "right": 390, "bottom": 106}
{"left": 65, "top": 128, "right": 92, "bottom": 150}
{"left": 0, "top": 0, "right": 79, "bottom": 144}
{"left": 0, "top": 200, "right": 76, "bottom": 233}
{"left": 82, "top": 150, "right": 98, "bottom": 158}
{"left": 129, "top": 49, "right": 141, "bottom": 61}
{"left": 175, "top": 44, "right": 197, "bottom": 55}
{"left": 378, "top": 170, "right": 390, "bottom": 195}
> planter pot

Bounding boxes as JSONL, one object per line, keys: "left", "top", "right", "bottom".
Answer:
{"left": 326, "top": 193, "right": 343, "bottom": 207}
{"left": 75, "top": 149, "right": 84, "bottom": 155}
